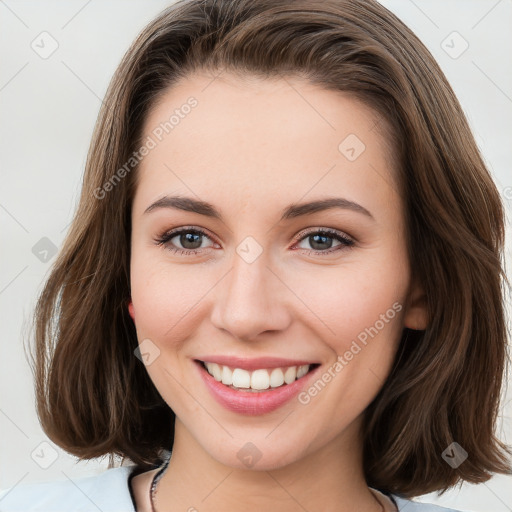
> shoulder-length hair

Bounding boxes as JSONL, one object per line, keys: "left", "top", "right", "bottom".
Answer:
{"left": 32, "top": 0, "right": 511, "bottom": 497}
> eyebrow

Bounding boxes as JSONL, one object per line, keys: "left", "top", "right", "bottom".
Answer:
{"left": 144, "top": 195, "right": 374, "bottom": 221}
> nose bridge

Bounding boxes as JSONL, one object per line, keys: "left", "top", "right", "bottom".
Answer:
{"left": 210, "top": 241, "right": 291, "bottom": 341}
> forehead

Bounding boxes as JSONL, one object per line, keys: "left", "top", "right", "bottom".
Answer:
{"left": 133, "top": 71, "right": 400, "bottom": 218}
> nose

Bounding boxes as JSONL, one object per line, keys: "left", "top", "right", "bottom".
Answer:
{"left": 210, "top": 249, "right": 292, "bottom": 342}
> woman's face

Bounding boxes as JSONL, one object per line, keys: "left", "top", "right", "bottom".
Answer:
{"left": 129, "top": 71, "right": 426, "bottom": 470}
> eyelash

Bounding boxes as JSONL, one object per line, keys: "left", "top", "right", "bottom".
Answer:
{"left": 154, "top": 226, "right": 355, "bottom": 256}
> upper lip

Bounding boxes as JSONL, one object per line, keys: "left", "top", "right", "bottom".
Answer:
{"left": 195, "top": 356, "right": 319, "bottom": 371}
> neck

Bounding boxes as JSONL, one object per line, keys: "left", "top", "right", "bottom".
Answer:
{"left": 153, "top": 417, "right": 382, "bottom": 512}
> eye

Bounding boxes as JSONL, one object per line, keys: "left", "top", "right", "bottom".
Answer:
{"left": 293, "top": 228, "right": 355, "bottom": 255}
{"left": 154, "top": 226, "right": 355, "bottom": 256}
{"left": 155, "top": 227, "right": 216, "bottom": 255}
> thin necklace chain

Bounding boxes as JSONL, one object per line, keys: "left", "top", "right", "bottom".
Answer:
{"left": 149, "top": 458, "right": 384, "bottom": 512}
{"left": 149, "top": 456, "right": 170, "bottom": 512}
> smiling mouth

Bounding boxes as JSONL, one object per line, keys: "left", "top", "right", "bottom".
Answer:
{"left": 197, "top": 360, "right": 320, "bottom": 392}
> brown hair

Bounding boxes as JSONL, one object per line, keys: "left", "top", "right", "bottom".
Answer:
{"left": 32, "top": 0, "right": 511, "bottom": 497}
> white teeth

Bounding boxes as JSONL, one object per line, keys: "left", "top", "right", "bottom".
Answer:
{"left": 269, "top": 368, "right": 285, "bottom": 388}
{"left": 251, "top": 369, "right": 270, "bottom": 390}
{"left": 231, "top": 368, "right": 251, "bottom": 388}
{"left": 207, "top": 362, "right": 222, "bottom": 382}
{"left": 297, "top": 364, "right": 309, "bottom": 379}
{"left": 203, "top": 362, "right": 312, "bottom": 391}
{"left": 221, "top": 365, "right": 233, "bottom": 385}
{"left": 284, "top": 366, "right": 297, "bottom": 384}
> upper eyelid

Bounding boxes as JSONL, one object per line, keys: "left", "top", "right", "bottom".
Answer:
{"left": 294, "top": 226, "right": 353, "bottom": 241}
{"left": 161, "top": 226, "right": 217, "bottom": 243}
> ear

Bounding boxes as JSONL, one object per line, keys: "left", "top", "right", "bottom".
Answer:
{"left": 128, "top": 300, "right": 135, "bottom": 321}
{"left": 403, "top": 278, "right": 428, "bottom": 331}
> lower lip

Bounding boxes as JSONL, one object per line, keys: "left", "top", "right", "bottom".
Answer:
{"left": 195, "top": 360, "right": 320, "bottom": 415}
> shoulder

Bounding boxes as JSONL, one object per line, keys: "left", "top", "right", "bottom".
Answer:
{"left": 392, "top": 493, "right": 467, "bottom": 511}
{"left": 0, "top": 466, "right": 137, "bottom": 512}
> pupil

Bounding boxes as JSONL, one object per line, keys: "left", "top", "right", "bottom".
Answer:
{"left": 181, "top": 232, "right": 202, "bottom": 249}
{"left": 310, "top": 234, "right": 332, "bottom": 250}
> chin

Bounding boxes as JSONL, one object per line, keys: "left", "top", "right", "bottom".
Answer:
{"left": 200, "top": 430, "right": 311, "bottom": 472}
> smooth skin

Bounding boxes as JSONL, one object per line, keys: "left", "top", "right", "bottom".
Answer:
{"left": 128, "top": 71, "right": 428, "bottom": 512}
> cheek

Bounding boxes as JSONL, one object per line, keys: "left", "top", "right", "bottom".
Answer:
{"left": 289, "top": 260, "right": 407, "bottom": 419}
{"left": 333, "top": 281, "right": 404, "bottom": 354}
{"left": 290, "top": 278, "right": 405, "bottom": 431}
{"left": 129, "top": 256, "right": 213, "bottom": 411}
{"left": 130, "top": 256, "right": 213, "bottom": 342}
{"left": 289, "top": 258, "right": 406, "bottom": 349}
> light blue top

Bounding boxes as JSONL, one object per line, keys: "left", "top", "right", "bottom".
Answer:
{"left": 0, "top": 465, "right": 464, "bottom": 512}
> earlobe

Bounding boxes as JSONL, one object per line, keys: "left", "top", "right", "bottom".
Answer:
{"left": 128, "top": 300, "right": 135, "bottom": 321}
{"left": 403, "top": 280, "right": 428, "bottom": 331}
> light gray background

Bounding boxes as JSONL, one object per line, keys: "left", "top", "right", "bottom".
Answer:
{"left": 1, "top": 1, "right": 511, "bottom": 510}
